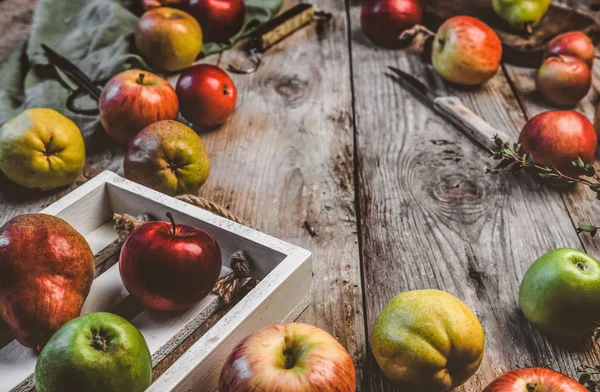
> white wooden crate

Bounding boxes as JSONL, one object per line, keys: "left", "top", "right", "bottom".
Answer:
{"left": 0, "top": 171, "right": 312, "bottom": 392}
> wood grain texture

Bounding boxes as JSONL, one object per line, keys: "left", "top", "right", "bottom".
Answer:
{"left": 349, "top": 1, "right": 600, "bottom": 390}
{"left": 195, "top": 0, "right": 367, "bottom": 381}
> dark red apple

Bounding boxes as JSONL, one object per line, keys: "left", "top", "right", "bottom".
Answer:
{"left": 536, "top": 55, "right": 591, "bottom": 108}
{"left": 518, "top": 110, "right": 597, "bottom": 175}
{"left": 99, "top": 69, "right": 179, "bottom": 146}
{"left": 483, "top": 368, "right": 587, "bottom": 391}
{"left": 119, "top": 213, "right": 221, "bottom": 312}
{"left": 546, "top": 31, "right": 595, "bottom": 68}
{"left": 176, "top": 64, "right": 237, "bottom": 128}
{"left": 360, "top": 0, "right": 423, "bottom": 49}
{"left": 185, "top": 0, "right": 245, "bottom": 43}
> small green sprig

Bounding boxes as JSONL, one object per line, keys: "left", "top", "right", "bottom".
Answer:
{"left": 487, "top": 135, "right": 600, "bottom": 238}
{"left": 487, "top": 135, "right": 599, "bottom": 193}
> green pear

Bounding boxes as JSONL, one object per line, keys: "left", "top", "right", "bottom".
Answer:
{"left": 492, "top": 0, "right": 552, "bottom": 32}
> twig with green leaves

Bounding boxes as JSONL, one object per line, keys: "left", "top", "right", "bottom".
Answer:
{"left": 578, "top": 366, "right": 600, "bottom": 391}
{"left": 487, "top": 135, "right": 600, "bottom": 237}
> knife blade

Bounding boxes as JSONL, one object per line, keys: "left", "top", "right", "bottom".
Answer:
{"left": 387, "top": 66, "right": 511, "bottom": 151}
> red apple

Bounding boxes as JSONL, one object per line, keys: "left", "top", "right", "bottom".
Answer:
{"left": 219, "top": 323, "right": 356, "bottom": 392}
{"left": 185, "top": 0, "right": 245, "bottom": 43}
{"left": 360, "top": 0, "right": 423, "bottom": 49}
{"left": 135, "top": 7, "right": 203, "bottom": 72}
{"left": 484, "top": 368, "right": 587, "bottom": 391}
{"left": 99, "top": 69, "right": 179, "bottom": 146}
{"left": 119, "top": 213, "right": 221, "bottom": 312}
{"left": 176, "top": 64, "right": 237, "bottom": 128}
{"left": 536, "top": 55, "right": 591, "bottom": 108}
{"left": 518, "top": 110, "right": 597, "bottom": 175}
{"left": 432, "top": 16, "right": 502, "bottom": 85}
{"left": 546, "top": 31, "right": 595, "bottom": 68}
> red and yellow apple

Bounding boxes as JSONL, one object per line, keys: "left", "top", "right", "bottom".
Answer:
{"left": 119, "top": 213, "right": 221, "bottom": 312}
{"left": 484, "top": 368, "right": 587, "bottom": 391}
{"left": 135, "top": 7, "right": 202, "bottom": 72}
{"left": 219, "top": 322, "right": 356, "bottom": 392}
{"left": 518, "top": 110, "right": 597, "bottom": 175}
{"left": 185, "top": 0, "right": 245, "bottom": 43}
{"left": 176, "top": 64, "right": 237, "bottom": 127}
{"left": 99, "top": 69, "right": 179, "bottom": 146}
{"left": 432, "top": 16, "right": 502, "bottom": 86}
{"left": 360, "top": 0, "right": 423, "bottom": 49}
{"left": 546, "top": 31, "right": 595, "bottom": 68}
{"left": 536, "top": 55, "right": 591, "bottom": 108}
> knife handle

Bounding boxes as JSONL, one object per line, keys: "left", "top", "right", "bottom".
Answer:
{"left": 433, "top": 96, "right": 511, "bottom": 151}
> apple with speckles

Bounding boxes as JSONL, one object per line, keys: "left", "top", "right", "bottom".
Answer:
{"left": 99, "top": 69, "right": 179, "bottom": 146}
{"left": 219, "top": 322, "right": 357, "bottom": 392}
{"left": 484, "top": 368, "right": 587, "bottom": 391}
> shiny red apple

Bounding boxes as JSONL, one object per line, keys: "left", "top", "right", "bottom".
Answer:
{"left": 185, "top": 0, "right": 245, "bottom": 43}
{"left": 536, "top": 55, "right": 591, "bottom": 108}
{"left": 483, "top": 368, "right": 587, "bottom": 391}
{"left": 546, "top": 31, "right": 595, "bottom": 68}
{"left": 176, "top": 64, "right": 237, "bottom": 128}
{"left": 99, "top": 69, "right": 179, "bottom": 146}
{"left": 518, "top": 110, "right": 597, "bottom": 175}
{"left": 119, "top": 213, "right": 222, "bottom": 312}
{"left": 360, "top": 0, "right": 423, "bottom": 49}
{"left": 432, "top": 16, "right": 503, "bottom": 85}
{"left": 219, "top": 323, "right": 356, "bottom": 392}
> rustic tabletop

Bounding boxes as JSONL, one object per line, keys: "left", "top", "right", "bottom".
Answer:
{"left": 2, "top": 0, "right": 600, "bottom": 390}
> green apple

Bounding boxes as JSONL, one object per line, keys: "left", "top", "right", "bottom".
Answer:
{"left": 124, "top": 120, "right": 210, "bottom": 196}
{"left": 519, "top": 248, "right": 600, "bottom": 342}
{"left": 35, "top": 312, "right": 152, "bottom": 392}
{"left": 0, "top": 108, "right": 85, "bottom": 190}
{"left": 371, "top": 290, "right": 485, "bottom": 391}
{"left": 492, "top": 0, "right": 552, "bottom": 32}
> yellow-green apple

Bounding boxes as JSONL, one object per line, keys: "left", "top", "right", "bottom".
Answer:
{"left": 371, "top": 289, "right": 484, "bottom": 391}
{"left": 484, "top": 368, "right": 587, "bottom": 392}
{"left": 432, "top": 16, "right": 502, "bottom": 86}
{"left": 360, "top": 0, "right": 423, "bottom": 49}
{"left": 185, "top": 0, "right": 245, "bottom": 43}
{"left": 0, "top": 214, "right": 95, "bottom": 351}
{"left": 124, "top": 120, "right": 210, "bottom": 196}
{"left": 519, "top": 248, "right": 600, "bottom": 342}
{"left": 135, "top": 7, "right": 202, "bottom": 72}
{"left": 492, "top": 0, "right": 551, "bottom": 32}
{"left": 0, "top": 108, "right": 85, "bottom": 190}
{"left": 219, "top": 322, "right": 356, "bottom": 392}
{"left": 536, "top": 55, "right": 591, "bottom": 107}
{"left": 546, "top": 31, "right": 595, "bottom": 68}
{"left": 35, "top": 312, "right": 152, "bottom": 392}
{"left": 99, "top": 69, "right": 179, "bottom": 146}
{"left": 176, "top": 64, "right": 237, "bottom": 127}
{"left": 518, "top": 111, "right": 597, "bottom": 176}
{"left": 119, "top": 213, "right": 221, "bottom": 312}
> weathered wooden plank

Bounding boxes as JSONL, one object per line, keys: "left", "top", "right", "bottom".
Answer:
{"left": 198, "top": 0, "right": 366, "bottom": 382}
{"left": 349, "top": 3, "right": 600, "bottom": 390}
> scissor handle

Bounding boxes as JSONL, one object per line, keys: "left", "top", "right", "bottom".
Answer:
{"left": 66, "top": 86, "right": 102, "bottom": 116}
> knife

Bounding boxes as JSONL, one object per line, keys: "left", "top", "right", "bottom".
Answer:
{"left": 387, "top": 66, "right": 511, "bottom": 151}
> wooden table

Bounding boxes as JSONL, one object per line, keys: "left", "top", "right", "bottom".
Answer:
{"left": 2, "top": 0, "right": 600, "bottom": 390}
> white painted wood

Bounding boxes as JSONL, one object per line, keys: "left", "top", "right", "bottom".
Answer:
{"left": 433, "top": 96, "right": 511, "bottom": 151}
{"left": 0, "top": 171, "right": 312, "bottom": 392}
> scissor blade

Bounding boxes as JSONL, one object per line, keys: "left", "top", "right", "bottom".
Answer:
{"left": 387, "top": 66, "right": 437, "bottom": 105}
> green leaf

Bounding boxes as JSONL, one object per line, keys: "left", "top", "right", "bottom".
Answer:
{"left": 577, "top": 224, "right": 598, "bottom": 237}
{"left": 580, "top": 372, "right": 592, "bottom": 384}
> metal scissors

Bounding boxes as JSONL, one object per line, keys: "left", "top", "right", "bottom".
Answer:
{"left": 41, "top": 44, "right": 103, "bottom": 116}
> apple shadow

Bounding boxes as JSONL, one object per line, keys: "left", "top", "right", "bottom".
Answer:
{"left": 0, "top": 171, "right": 71, "bottom": 203}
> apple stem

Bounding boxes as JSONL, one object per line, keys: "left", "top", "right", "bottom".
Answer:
{"left": 166, "top": 212, "right": 177, "bottom": 236}
{"left": 137, "top": 73, "right": 146, "bottom": 85}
